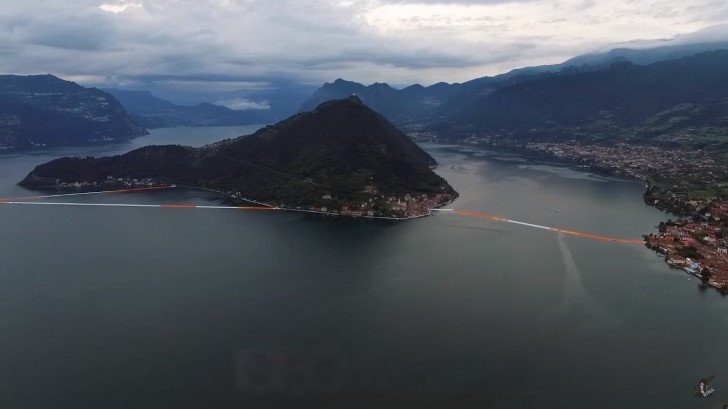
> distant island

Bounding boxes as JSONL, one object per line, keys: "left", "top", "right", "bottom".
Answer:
{"left": 0, "top": 74, "right": 146, "bottom": 150}
{"left": 19, "top": 96, "right": 458, "bottom": 219}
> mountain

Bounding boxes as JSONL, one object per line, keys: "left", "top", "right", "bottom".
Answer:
{"left": 430, "top": 45, "right": 728, "bottom": 118}
{"left": 302, "top": 31, "right": 728, "bottom": 126}
{"left": 122, "top": 82, "right": 317, "bottom": 121}
{"left": 19, "top": 96, "right": 457, "bottom": 218}
{"left": 220, "top": 85, "right": 316, "bottom": 120}
{"left": 300, "top": 79, "right": 463, "bottom": 123}
{"left": 102, "top": 89, "right": 176, "bottom": 112}
{"left": 301, "top": 65, "right": 605, "bottom": 124}
{"left": 103, "top": 89, "right": 274, "bottom": 128}
{"left": 437, "top": 51, "right": 728, "bottom": 145}
{"left": 562, "top": 41, "right": 728, "bottom": 67}
{"left": 0, "top": 75, "right": 146, "bottom": 150}
{"left": 299, "top": 61, "right": 640, "bottom": 124}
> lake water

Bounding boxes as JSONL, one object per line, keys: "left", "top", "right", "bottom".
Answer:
{"left": 0, "top": 127, "right": 726, "bottom": 409}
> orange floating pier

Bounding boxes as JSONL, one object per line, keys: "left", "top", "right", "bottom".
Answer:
{"left": 0, "top": 187, "right": 643, "bottom": 244}
{"left": 442, "top": 208, "right": 643, "bottom": 244}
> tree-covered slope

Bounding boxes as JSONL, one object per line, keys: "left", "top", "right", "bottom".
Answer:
{"left": 0, "top": 75, "right": 146, "bottom": 149}
{"left": 20, "top": 97, "right": 457, "bottom": 217}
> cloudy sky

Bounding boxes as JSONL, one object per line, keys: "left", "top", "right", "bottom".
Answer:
{"left": 2, "top": 0, "right": 728, "bottom": 102}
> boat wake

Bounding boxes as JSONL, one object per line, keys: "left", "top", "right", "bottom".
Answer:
{"left": 540, "top": 234, "right": 622, "bottom": 331}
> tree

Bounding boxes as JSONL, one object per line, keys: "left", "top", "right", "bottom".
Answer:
{"left": 677, "top": 245, "right": 703, "bottom": 260}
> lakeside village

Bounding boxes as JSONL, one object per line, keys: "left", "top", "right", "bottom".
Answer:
{"left": 55, "top": 176, "right": 159, "bottom": 189}
{"left": 522, "top": 142, "right": 728, "bottom": 293}
{"left": 228, "top": 185, "right": 453, "bottom": 219}
{"left": 413, "top": 130, "right": 728, "bottom": 293}
{"left": 53, "top": 177, "right": 452, "bottom": 219}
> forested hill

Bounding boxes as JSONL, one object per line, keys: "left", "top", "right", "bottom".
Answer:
{"left": 429, "top": 51, "right": 728, "bottom": 147}
{"left": 20, "top": 96, "right": 457, "bottom": 218}
{"left": 0, "top": 75, "right": 146, "bottom": 149}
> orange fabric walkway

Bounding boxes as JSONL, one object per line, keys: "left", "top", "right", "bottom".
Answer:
{"left": 451, "top": 209, "right": 643, "bottom": 244}
{"left": 0, "top": 187, "right": 643, "bottom": 244}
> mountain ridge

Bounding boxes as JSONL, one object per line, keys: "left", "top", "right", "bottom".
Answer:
{"left": 302, "top": 42, "right": 728, "bottom": 128}
{"left": 439, "top": 50, "right": 728, "bottom": 145}
{"left": 103, "top": 88, "right": 274, "bottom": 128}
{"left": 0, "top": 75, "right": 146, "bottom": 149}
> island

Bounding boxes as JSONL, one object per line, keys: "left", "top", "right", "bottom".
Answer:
{"left": 19, "top": 96, "right": 458, "bottom": 219}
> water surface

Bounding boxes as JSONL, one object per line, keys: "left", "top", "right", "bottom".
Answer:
{"left": 0, "top": 128, "right": 726, "bottom": 409}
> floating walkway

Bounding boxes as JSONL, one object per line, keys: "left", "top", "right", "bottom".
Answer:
{"left": 0, "top": 186, "right": 643, "bottom": 245}
{"left": 0, "top": 201, "right": 274, "bottom": 211}
{"left": 434, "top": 208, "right": 643, "bottom": 244}
{"left": 0, "top": 186, "right": 174, "bottom": 202}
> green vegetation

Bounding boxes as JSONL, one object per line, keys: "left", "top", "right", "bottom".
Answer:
{"left": 20, "top": 97, "right": 457, "bottom": 215}
{"left": 433, "top": 51, "right": 728, "bottom": 150}
{"left": 677, "top": 245, "right": 704, "bottom": 260}
{"left": 0, "top": 74, "right": 146, "bottom": 149}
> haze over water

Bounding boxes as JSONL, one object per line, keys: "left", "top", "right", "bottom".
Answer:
{"left": 1, "top": 127, "right": 727, "bottom": 409}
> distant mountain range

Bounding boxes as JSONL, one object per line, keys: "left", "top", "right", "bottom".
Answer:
{"left": 6, "top": 35, "right": 728, "bottom": 151}
{"left": 562, "top": 40, "right": 728, "bottom": 67}
{"left": 433, "top": 50, "right": 728, "bottom": 147}
{"left": 303, "top": 42, "right": 728, "bottom": 148}
{"left": 102, "top": 89, "right": 275, "bottom": 128}
{"left": 300, "top": 79, "right": 461, "bottom": 123}
{"left": 0, "top": 75, "right": 146, "bottom": 149}
{"left": 20, "top": 97, "right": 457, "bottom": 218}
{"left": 456, "top": 51, "right": 728, "bottom": 122}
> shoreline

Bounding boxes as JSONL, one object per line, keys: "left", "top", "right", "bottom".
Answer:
{"left": 427, "top": 139, "right": 728, "bottom": 295}
{"left": 180, "top": 185, "right": 459, "bottom": 221}
{"left": 16, "top": 183, "right": 458, "bottom": 222}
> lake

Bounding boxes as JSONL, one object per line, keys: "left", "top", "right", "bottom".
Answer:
{"left": 0, "top": 126, "right": 726, "bottom": 409}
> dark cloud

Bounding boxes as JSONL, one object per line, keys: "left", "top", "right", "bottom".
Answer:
{"left": 24, "top": 24, "right": 114, "bottom": 51}
{"left": 0, "top": 0, "right": 724, "bottom": 101}
{"left": 383, "top": 0, "right": 535, "bottom": 3}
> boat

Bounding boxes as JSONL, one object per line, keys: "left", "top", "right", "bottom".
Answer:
{"left": 684, "top": 258, "right": 702, "bottom": 277}
{"left": 684, "top": 266, "right": 701, "bottom": 277}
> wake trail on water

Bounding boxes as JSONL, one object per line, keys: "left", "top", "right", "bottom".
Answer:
{"left": 540, "top": 233, "right": 622, "bottom": 331}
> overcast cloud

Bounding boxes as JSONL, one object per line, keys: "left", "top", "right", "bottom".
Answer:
{"left": 1, "top": 0, "right": 727, "bottom": 100}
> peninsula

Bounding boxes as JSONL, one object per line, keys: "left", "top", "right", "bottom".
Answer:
{"left": 19, "top": 96, "right": 457, "bottom": 219}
